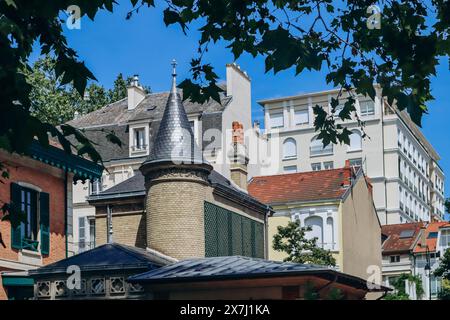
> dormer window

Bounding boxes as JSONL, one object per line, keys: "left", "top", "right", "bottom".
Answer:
{"left": 133, "top": 128, "right": 146, "bottom": 150}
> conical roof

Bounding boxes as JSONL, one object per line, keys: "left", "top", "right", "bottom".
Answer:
{"left": 142, "top": 60, "right": 207, "bottom": 166}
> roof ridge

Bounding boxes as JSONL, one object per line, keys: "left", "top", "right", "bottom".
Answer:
{"left": 251, "top": 167, "right": 347, "bottom": 180}
{"left": 110, "top": 243, "right": 155, "bottom": 263}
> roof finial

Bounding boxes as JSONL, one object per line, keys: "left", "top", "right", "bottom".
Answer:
{"left": 171, "top": 59, "right": 177, "bottom": 93}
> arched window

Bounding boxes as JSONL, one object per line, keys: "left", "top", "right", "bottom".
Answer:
{"left": 283, "top": 138, "right": 297, "bottom": 159}
{"left": 310, "top": 136, "right": 333, "bottom": 156}
{"left": 348, "top": 130, "right": 362, "bottom": 152}
{"left": 304, "top": 216, "right": 323, "bottom": 248}
{"left": 326, "top": 217, "right": 335, "bottom": 250}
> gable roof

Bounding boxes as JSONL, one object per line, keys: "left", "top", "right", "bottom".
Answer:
{"left": 67, "top": 91, "right": 231, "bottom": 129}
{"left": 248, "top": 167, "right": 356, "bottom": 205}
{"left": 381, "top": 222, "right": 424, "bottom": 254}
{"left": 413, "top": 221, "right": 449, "bottom": 254}
{"left": 128, "top": 255, "right": 388, "bottom": 292}
{"left": 28, "top": 243, "right": 172, "bottom": 276}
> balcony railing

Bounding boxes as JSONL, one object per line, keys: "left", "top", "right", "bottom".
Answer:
{"left": 130, "top": 145, "right": 148, "bottom": 152}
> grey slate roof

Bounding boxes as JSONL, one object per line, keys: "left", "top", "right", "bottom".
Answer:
{"left": 66, "top": 90, "right": 231, "bottom": 163}
{"left": 142, "top": 73, "right": 206, "bottom": 166}
{"left": 88, "top": 170, "right": 271, "bottom": 214}
{"left": 29, "top": 243, "right": 172, "bottom": 276}
{"left": 128, "top": 255, "right": 388, "bottom": 292}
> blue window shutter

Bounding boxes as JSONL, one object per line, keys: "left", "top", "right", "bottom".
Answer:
{"left": 39, "top": 192, "right": 50, "bottom": 255}
{"left": 10, "top": 183, "right": 22, "bottom": 249}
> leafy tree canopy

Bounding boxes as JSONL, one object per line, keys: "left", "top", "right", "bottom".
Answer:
{"left": 272, "top": 220, "right": 336, "bottom": 266}
{"left": 0, "top": 0, "right": 449, "bottom": 161}
{"left": 435, "top": 248, "right": 450, "bottom": 280}
{"left": 26, "top": 56, "right": 151, "bottom": 126}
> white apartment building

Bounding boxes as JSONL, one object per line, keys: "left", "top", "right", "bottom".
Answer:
{"left": 258, "top": 86, "right": 445, "bottom": 225}
{"left": 68, "top": 63, "right": 256, "bottom": 255}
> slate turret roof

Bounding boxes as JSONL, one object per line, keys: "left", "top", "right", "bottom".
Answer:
{"left": 141, "top": 61, "right": 207, "bottom": 166}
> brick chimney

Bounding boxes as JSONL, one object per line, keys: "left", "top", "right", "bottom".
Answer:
{"left": 228, "top": 121, "right": 249, "bottom": 190}
{"left": 127, "top": 74, "right": 146, "bottom": 110}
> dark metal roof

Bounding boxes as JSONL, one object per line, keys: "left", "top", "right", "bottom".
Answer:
{"left": 28, "top": 243, "right": 172, "bottom": 276}
{"left": 87, "top": 170, "right": 272, "bottom": 214}
{"left": 141, "top": 65, "right": 207, "bottom": 166}
{"left": 128, "top": 255, "right": 388, "bottom": 292}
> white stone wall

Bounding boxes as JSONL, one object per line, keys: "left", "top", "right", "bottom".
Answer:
{"left": 258, "top": 87, "right": 443, "bottom": 224}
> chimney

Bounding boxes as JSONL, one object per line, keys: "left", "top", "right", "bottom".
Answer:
{"left": 343, "top": 160, "right": 353, "bottom": 187}
{"left": 225, "top": 63, "right": 251, "bottom": 97}
{"left": 127, "top": 74, "right": 146, "bottom": 110}
{"left": 228, "top": 121, "right": 249, "bottom": 190}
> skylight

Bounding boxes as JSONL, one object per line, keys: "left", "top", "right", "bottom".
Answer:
{"left": 427, "top": 232, "right": 438, "bottom": 239}
{"left": 399, "top": 230, "right": 415, "bottom": 238}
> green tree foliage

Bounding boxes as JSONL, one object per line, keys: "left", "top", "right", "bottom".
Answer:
{"left": 1, "top": 0, "right": 449, "bottom": 162}
{"left": 26, "top": 56, "right": 151, "bottom": 126}
{"left": 438, "top": 279, "right": 450, "bottom": 300}
{"left": 150, "top": 0, "right": 450, "bottom": 146}
{"left": 434, "top": 248, "right": 450, "bottom": 282}
{"left": 272, "top": 220, "right": 336, "bottom": 266}
{"left": 384, "top": 273, "right": 424, "bottom": 300}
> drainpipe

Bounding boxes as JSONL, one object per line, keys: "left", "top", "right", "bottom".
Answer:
{"left": 264, "top": 207, "right": 270, "bottom": 259}
{"left": 107, "top": 205, "right": 113, "bottom": 244}
{"left": 64, "top": 170, "right": 68, "bottom": 258}
{"left": 380, "top": 96, "right": 388, "bottom": 225}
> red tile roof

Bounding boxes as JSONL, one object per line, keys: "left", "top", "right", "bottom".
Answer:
{"left": 381, "top": 222, "right": 424, "bottom": 254}
{"left": 248, "top": 167, "right": 354, "bottom": 205}
{"left": 414, "top": 222, "right": 449, "bottom": 254}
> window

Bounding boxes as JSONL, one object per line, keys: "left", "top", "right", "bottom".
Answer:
{"left": 10, "top": 183, "right": 50, "bottom": 254}
{"left": 348, "top": 130, "right": 362, "bottom": 151}
{"left": 333, "top": 104, "right": 345, "bottom": 117}
{"left": 441, "top": 229, "right": 450, "bottom": 248}
{"left": 294, "top": 109, "right": 309, "bottom": 125}
{"left": 89, "top": 219, "right": 95, "bottom": 247}
{"left": 311, "top": 163, "right": 321, "bottom": 171}
{"left": 79, "top": 217, "right": 86, "bottom": 252}
{"left": 305, "top": 216, "right": 324, "bottom": 248}
{"left": 310, "top": 136, "right": 333, "bottom": 156}
{"left": 90, "top": 177, "right": 103, "bottom": 195}
{"left": 133, "top": 127, "right": 146, "bottom": 151}
{"left": 282, "top": 138, "right": 297, "bottom": 159}
{"left": 427, "top": 232, "right": 438, "bottom": 239}
{"left": 390, "top": 255, "right": 400, "bottom": 263}
{"left": 324, "top": 161, "right": 334, "bottom": 170}
{"left": 270, "top": 112, "right": 284, "bottom": 128}
{"left": 283, "top": 165, "right": 298, "bottom": 174}
{"left": 399, "top": 230, "right": 415, "bottom": 238}
{"left": 349, "top": 158, "right": 362, "bottom": 167}
{"left": 359, "top": 100, "right": 375, "bottom": 116}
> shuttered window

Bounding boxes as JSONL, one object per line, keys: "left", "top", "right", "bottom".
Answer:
{"left": 204, "top": 202, "right": 264, "bottom": 258}
{"left": 10, "top": 183, "right": 50, "bottom": 254}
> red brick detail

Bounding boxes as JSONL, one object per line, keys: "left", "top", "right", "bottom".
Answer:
{"left": 0, "top": 154, "right": 67, "bottom": 299}
{"left": 232, "top": 121, "right": 244, "bottom": 145}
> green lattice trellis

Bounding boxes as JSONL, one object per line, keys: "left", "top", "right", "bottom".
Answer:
{"left": 204, "top": 201, "right": 264, "bottom": 258}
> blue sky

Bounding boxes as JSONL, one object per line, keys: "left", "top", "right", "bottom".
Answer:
{"left": 45, "top": 3, "right": 449, "bottom": 209}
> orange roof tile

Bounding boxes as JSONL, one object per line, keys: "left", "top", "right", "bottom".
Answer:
{"left": 414, "top": 222, "right": 449, "bottom": 254}
{"left": 381, "top": 222, "right": 424, "bottom": 254}
{"left": 248, "top": 167, "right": 354, "bottom": 205}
